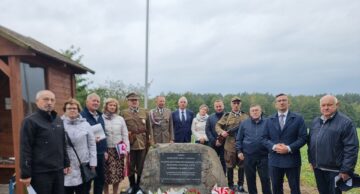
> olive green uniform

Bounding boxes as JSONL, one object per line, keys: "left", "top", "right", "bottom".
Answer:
{"left": 121, "top": 107, "right": 150, "bottom": 187}
{"left": 149, "top": 108, "right": 174, "bottom": 144}
{"left": 216, "top": 111, "right": 248, "bottom": 187}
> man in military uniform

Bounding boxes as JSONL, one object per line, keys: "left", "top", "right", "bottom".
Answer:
{"left": 216, "top": 97, "right": 248, "bottom": 192}
{"left": 121, "top": 92, "right": 150, "bottom": 194}
{"left": 149, "top": 96, "right": 174, "bottom": 144}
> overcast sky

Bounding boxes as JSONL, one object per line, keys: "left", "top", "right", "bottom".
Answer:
{"left": 2, "top": 0, "right": 360, "bottom": 97}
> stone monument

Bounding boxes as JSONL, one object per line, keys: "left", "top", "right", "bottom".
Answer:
{"left": 141, "top": 143, "right": 227, "bottom": 193}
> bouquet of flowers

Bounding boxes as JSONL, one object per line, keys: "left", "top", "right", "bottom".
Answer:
{"left": 211, "top": 185, "right": 234, "bottom": 194}
{"left": 148, "top": 187, "right": 200, "bottom": 194}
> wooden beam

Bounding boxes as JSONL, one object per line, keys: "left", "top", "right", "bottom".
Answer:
{"left": 0, "top": 58, "right": 10, "bottom": 77}
{"left": 8, "top": 56, "right": 25, "bottom": 194}
{"left": 0, "top": 37, "right": 35, "bottom": 56}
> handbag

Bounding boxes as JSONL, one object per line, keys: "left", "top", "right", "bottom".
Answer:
{"left": 65, "top": 132, "right": 97, "bottom": 183}
{"left": 79, "top": 163, "right": 96, "bottom": 183}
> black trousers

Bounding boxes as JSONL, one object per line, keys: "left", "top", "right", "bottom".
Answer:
{"left": 244, "top": 155, "right": 272, "bottom": 194}
{"left": 213, "top": 144, "right": 226, "bottom": 174}
{"left": 129, "top": 149, "right": 147, "bottom": 186}
{"left": 65, "top": 182, "right": 91, "bottom": 194}
{"left": 269, "top": 166, "right": 301, "bottom": 194}
{"left": 87, "top": 153, "right": 105, "bottom": 194}
{"left": 314, "top": 168, "right": 342, "bottom": 194}
{"left": 31, "top": 170, "right": 64, "bottom": 194}
{"left": 227, "top": 167, "right": 245, "bottom": 186}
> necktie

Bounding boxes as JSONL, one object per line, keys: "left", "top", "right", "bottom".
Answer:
{"left": 279, "top": 114, "right": 285, "bottom": 129}
{"left": 131, "top": 108, "right": 138, "bottom": 113}
{"left": 181, "top": 111, "right": 185, "bottom": 123}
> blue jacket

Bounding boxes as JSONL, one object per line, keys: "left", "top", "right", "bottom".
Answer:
{"left": 172, "top": 109, "right": 194, "bottom": 143}
{"left": 261, "top": 111, "right": 307, "bottom": 168}
{"left": 80, "top": 107, "right": 107, "bottom": 154}
{"left": 236, "top": 116, "right": 268, "bottom": 156}
{"left": 205, "top": 112, "right": 224, "bottom": 147}
{"left": 308, "top": 111, "right": 359, "bottom": 173}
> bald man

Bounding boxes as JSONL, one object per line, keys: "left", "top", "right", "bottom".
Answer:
{"left": 20, "top": 90, "right": 70, "bottom": 194}
{"left": 308, "top": 95, "right": 359, "bottom": 194}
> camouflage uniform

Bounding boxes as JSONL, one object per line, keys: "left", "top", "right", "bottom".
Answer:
{"left": 121, "top": 93, "right": 150, "bottom": 192}
{"left": 149, "top": 107, "right": 174, "bottom": 144}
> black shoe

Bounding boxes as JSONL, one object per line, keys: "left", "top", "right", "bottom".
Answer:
{"left": 229, "top": 184, "right": 235, "bottom": 191}
{"left": 237, "top": 185, "right": 247, "bottom": 193}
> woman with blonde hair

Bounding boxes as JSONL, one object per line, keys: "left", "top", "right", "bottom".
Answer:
{"left": 191, "top": 104, "right": 209, "bottom": 145}
{"left": 102, "top": 98, "right": 130, "bottom": 194}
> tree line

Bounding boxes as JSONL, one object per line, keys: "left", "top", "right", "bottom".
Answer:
{"left": 62, "top": 46, "right": 360, "bottom": 127}
{"left": 75, "top": 78, "right": 360, "bottom": 127}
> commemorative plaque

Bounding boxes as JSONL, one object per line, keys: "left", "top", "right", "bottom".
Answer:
{"left": 160, "top": 152, "right": 202, "bottom": 185}
{"left": 141, "top": 143, "right": 227, "bottom": 193}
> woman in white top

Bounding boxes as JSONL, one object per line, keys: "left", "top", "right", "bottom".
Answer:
{"left": 191, "top": 104, "right": 209, "bottom": 145}
{"left": 102, "top": 98, "right": 130, "bottom": 194}
{"left": 62, "top": 98, "right": 97, "bottom": 194}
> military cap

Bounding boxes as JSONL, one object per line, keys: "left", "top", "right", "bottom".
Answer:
{"left": 231, "top": 96, "right": 241, "bottom": 102}
{"left": 126, "top": 92, "right": 140, "bottom": 100}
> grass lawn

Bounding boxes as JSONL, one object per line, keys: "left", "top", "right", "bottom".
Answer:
{"left": 300, "top": 128, "right": 360, "bottom": 193}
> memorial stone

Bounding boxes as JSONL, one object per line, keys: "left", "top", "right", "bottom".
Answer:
{"left": 141, "top": 143, "right": 227, "bottom": 193}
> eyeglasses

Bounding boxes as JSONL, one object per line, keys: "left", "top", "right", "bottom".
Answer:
{"left": 66, "top": 107, "right": 78, "bottom": 111}
{"left": 41, "top": 97, "right": 55, "bottom": 102}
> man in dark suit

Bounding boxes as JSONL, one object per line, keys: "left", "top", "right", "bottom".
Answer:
{"left": 172, "top": 96, "right": 194, "bottom": 143}
{"left": 261, "top": 93, "right": 307, "bottom": 194}
{"left": 205, "top": 99, "right": 226, "bottom": 174}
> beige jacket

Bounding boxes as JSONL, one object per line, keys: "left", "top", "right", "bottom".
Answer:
{"left": 149, "top": 108, "right": 174, "bottom": 144}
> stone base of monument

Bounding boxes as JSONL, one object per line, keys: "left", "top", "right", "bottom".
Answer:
{"left": 140, "top": 143, "right": 227, "bottom": 193}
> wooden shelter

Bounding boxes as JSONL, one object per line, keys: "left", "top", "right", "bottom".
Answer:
{"left": 0, "top": 25, "right": 94, "bottom": 194}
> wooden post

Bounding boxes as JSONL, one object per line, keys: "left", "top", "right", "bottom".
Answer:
{"left": 0, "top": 59, "right": 10, "bottom": 77}
{"left": 9, "top": 56, "right": 25, "bottom": 194}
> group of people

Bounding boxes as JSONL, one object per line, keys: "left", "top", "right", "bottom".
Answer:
{"left": 235, "top": 93, "right": 358, "bottom": 194}
{"left": 19, "top": 90, "right": 358, "bottom": 194}
{"left": 19, "top": 91, "right": 130, "bottom": 194}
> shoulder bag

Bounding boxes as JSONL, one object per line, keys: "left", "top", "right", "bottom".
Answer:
{"left": 65, "top": 132, "right": 97, "bottom": 183}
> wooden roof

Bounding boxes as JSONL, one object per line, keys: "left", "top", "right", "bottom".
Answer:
{"left": 0, "top": 25, "right": 94, "bottom": 74}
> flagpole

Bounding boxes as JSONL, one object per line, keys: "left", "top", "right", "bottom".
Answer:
{"left": 144, "top": 0, "right": 150, "bottom": 108}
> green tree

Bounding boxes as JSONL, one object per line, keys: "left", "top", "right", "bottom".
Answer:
{"left": 60, "top": 45, "right": 90, "bottom": 106}
{"left": 89, "top": 80, "right": 145, "bottom": 110}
